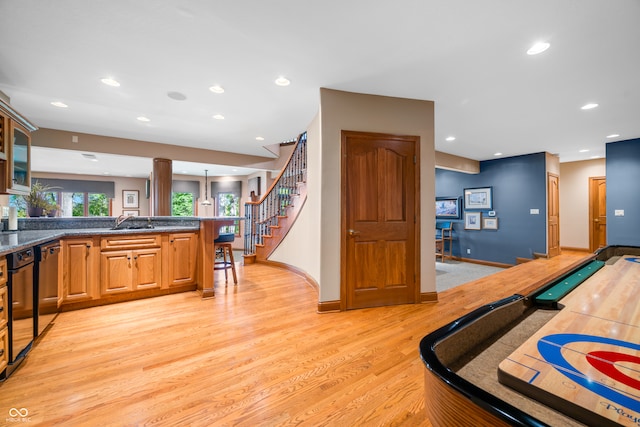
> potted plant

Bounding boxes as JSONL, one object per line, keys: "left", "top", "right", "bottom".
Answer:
{"left": 22, "top": 181, "right": 55, "bottom": 217}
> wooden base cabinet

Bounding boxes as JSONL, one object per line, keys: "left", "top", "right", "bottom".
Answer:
{"left": 100, "top": 248, "right": 161, "bottom": 295}
{"left": 100, "top": 234, "right": 162, "bottom": 296}
{"left": 62, "top": 238, "right": 99, "bottom": 303}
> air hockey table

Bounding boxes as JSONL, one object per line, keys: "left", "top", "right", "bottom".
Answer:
{"left": 420, "top": 245, "right": 640, "bottom": 427}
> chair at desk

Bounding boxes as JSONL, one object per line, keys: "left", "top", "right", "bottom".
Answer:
{"left": 435, "top": 221, "right": 453, "bottom": 262}
{"left": 214, "top": 232, "right": 238, "bottom": 285}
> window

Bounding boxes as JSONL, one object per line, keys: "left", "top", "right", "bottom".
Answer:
{"left": 172, "top": 192, "right": 194, "bottom": 216}
{"left": 9, "top": 191, "right": 110, "bottom": 217}
{"left": 61, "top": 192, "right": 110, "bottom": 217}
{"left": 218, "top": 191, "right": 240, "bottom": 235}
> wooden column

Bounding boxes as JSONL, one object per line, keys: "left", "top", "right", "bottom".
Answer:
{"left": 153, "top": 158, "right": 172, "bottom": 216}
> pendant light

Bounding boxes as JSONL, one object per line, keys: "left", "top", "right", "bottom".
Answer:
{"left": 202, "top": 169, "right": 212, "bottom": 206}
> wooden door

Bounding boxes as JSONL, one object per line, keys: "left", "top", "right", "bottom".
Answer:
{"left": 589, "top": 177, "right": 606, "bottom": 251}
{"left": 342, "top": 131, "right": 419, "bottom": 310}
{"left": 547, "top": 173, "right": 560, "bottom": 257}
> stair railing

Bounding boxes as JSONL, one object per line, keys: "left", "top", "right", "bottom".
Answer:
{"left": 244, "top": 132, "right": 307, "bottom": 255}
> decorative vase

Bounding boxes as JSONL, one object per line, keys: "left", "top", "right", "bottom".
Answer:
{"left": 27, "top": 207, "right": 44, "bottom": 217}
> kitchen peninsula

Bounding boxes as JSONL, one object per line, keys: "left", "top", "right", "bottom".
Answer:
{"left": 0, "top": 216, "right": 238, "bottom": 306}
{"left": 0, "top": 216, "right": 239, "bottom": 380}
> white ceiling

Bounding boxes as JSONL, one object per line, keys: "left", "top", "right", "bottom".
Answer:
{"left": 1, "top": 0, "right": 639, "bottom": 179}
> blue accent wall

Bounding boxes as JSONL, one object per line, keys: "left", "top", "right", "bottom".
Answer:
{"left": 606, "top": 138, "right": 640, "bottom": 246}
{"left": 436, "top": 152, "right": 547, "bottom": 264}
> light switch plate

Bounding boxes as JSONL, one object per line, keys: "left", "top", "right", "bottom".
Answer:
{"left": 615, "top": 209, "right": 625, "bottom": 216}
{"left": 530, "top": 208, "right": 539, "bottom": 215}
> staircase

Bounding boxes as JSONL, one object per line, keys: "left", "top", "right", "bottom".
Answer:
{"left": 244, "top": 132, "right": 307, "bottom": 262}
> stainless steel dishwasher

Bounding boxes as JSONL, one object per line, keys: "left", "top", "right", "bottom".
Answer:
{"left": 35, "top": 240, "right": 60, "bottom": 337}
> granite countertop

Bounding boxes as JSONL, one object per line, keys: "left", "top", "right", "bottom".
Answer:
{"left": 0, "top": 225, "right": 200, "bottom": 256}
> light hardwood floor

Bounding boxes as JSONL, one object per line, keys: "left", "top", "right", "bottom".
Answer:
{"left": 0, "top": 252, "right": 590, "bottom": 426}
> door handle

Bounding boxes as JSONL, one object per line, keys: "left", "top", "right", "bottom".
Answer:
{"left": 347, "top": 229, "right": 360, "bottom": 237}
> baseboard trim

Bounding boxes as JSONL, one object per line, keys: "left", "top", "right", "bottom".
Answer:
{"left": 560, "top": 246, "right": 591, "bottom": 253}
{"left": 421, "top": 292, "right": 438, "bottom": 303}
{"left": 317, "top": 300, "right": 341, "bottom": 313}
{"left": 258, "top": 259, "right": 319, "bottom": 293}
{"left": 455, "top": 257, "right": 513, "bottom": 269}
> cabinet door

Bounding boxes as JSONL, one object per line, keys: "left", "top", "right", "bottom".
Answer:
{"left": 0, "top": 286, "right": 7, "bottom": 330}
{"left": 0, "top": 113, "right": 7, "bottom": 160}
{"left": 100, "top": 250, "right": 134, "bottom": 295}
{"left": 168, "top": 233, "right": 197, "bottom": 287}
{"left": 62, "top": 239, "right": 96, "bottom": 302}
{"left": 6, "top": 120, "right": 31, "bottom": 194}
{"left": 0, "top": 326, "right": 7, "bottom": 374}
{"left": 133, "top": 248, "right": 161, "bottom": 290}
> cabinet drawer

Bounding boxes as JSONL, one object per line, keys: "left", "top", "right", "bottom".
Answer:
{"left": 0, "top": 257, "right": 6, "bottom": 286}
{"left": 101, "top": 234, "right": 161, "bottom": 251}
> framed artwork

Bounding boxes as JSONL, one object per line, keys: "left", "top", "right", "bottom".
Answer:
{"left": 464, "top": 187, "right": 493, "bottom": 210}
{"left": 123, "top": 190, "right": 139, "bottom": 208}
{"left": 123, "top": 210, "right": 139, "bottom": 216}
{"left": 435, "top": 197, "right": 461, "bottom": 219}
{"left": 483, "top": 217, "right": 498, "bottom": 230}
{"left": 464, "top": 211, "right": 482, "bottom": 230}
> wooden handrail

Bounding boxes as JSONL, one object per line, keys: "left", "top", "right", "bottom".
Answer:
{"left": 243, "top": 132, "right": 307, "bottom": 255}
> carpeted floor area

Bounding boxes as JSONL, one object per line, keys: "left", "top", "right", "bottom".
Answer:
{"left": 436, "top": 260, "right": 506, "bottom": 292}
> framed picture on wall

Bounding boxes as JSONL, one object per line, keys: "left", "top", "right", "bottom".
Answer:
{"left": 464, "top": 211, "right": 482, "bottom": 230}
{"left": 464, "top": 187, "right": 493, "bottom": 210}
{"left": 483, "top": 217, "right": 498, "bottom": 230}
{"left": 435, "top": 197, "right": 461, "bottom": 219}
{"left": 123, "top": 190, "right": 139, "bottom": 208}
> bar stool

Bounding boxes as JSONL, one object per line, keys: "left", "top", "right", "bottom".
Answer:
{"left": 214, "top": 233, "right": 238, "bottom": 285}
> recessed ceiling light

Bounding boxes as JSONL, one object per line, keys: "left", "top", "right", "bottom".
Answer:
{"left": 579, "top": 149, "right": 590, "bottom": 153}
{"left": 232, "top": 169, "right": 238, "bottom": 172}
{"left": 213, "top": 114, "right": 225, "bottom": 120}
{"left": 445, "top": 136, "right": 456, "bottom": 142}
{"left": 527, "top": 42, "right": 550, "bottom": 55}
{"left": 209, "top": 85, "right": 225, "bottom": 94}
{"left": 590, "top": 155, "right": 601, "bottom": 159}
{"left": 167, "top": 91, "right": 187, "bottom": 101}
{"left": 51, "top": 101, "right": 68, "bottom": 108}
{"left": 606, "top": 134, "right": 620, "bottom": 138}
{"left": 101, "top": 77, "right": 120, "bottom": 87}
{"left": 137, "top": 116, "right": 150, "bottom": 122}
{"left": 256, "top": 136, "right": 265, "bottom": 141}
{"left": 494, "top": 152, "right": 503, "bottom": 156}
{"left": 581, "top": 103, "right": 598, "bottom": 110}
{"left": 275, "top": 76, "right": 290, "bottom": 86}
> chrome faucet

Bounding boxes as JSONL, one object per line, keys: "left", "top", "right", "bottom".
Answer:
{"left": 114, "top": 214, "right": 134, "bottom": 229}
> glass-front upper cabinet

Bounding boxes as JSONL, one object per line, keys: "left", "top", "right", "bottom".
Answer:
{"left": 0, "top": 97, "right": 37, "bottom": 195}
{"left": 9, "top": 121, "right": 31, "bottom": 192}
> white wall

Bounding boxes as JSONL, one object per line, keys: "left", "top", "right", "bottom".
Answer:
{"left": 559, "top": 159, "right": 606, "bottom": 250}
